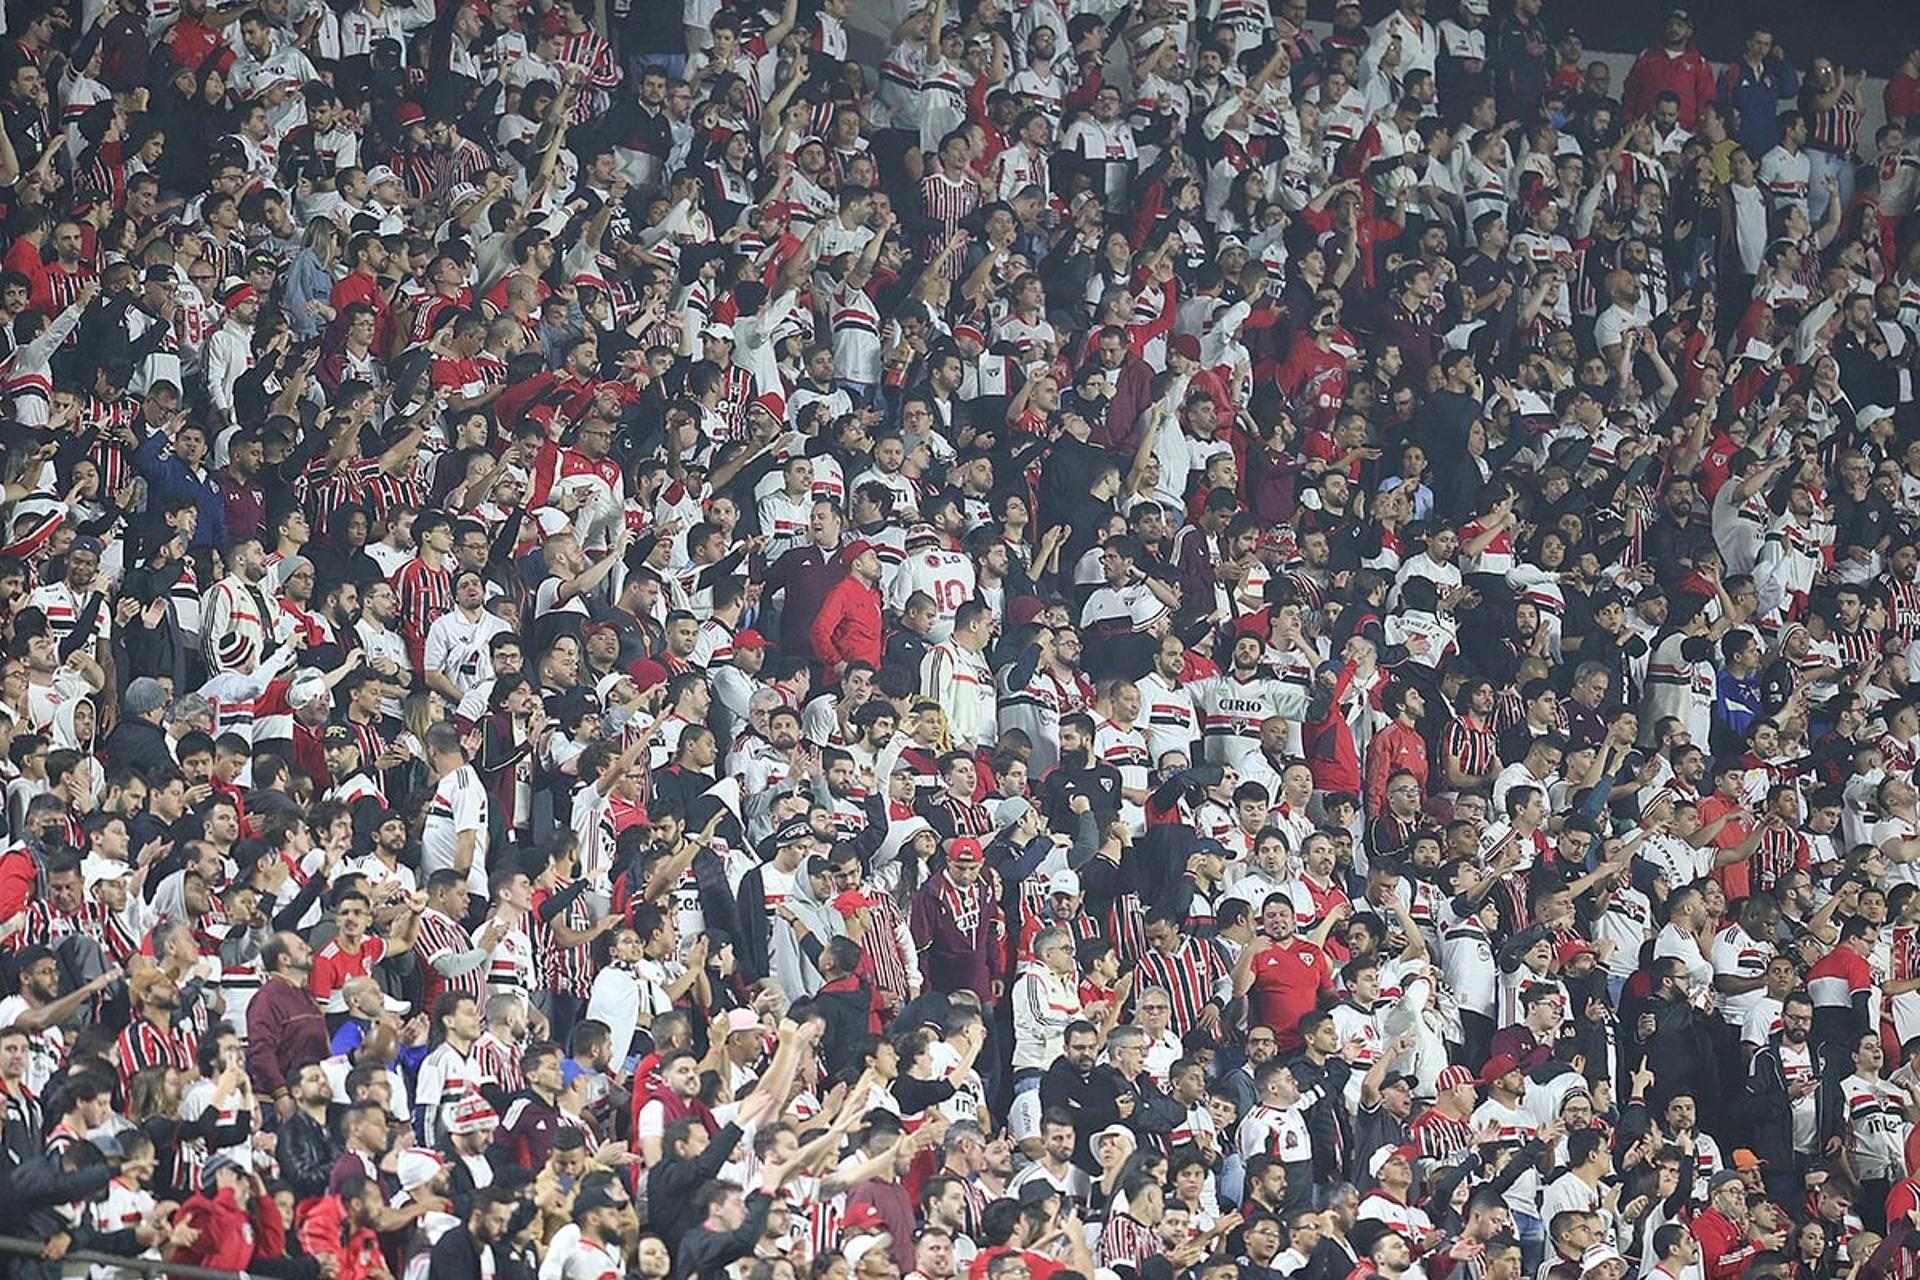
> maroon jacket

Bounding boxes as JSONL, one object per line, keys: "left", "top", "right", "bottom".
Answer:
{"left": 909, "top": 871, "right": 1005, "bottom": 1002}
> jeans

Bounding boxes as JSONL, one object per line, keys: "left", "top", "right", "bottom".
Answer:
{"left": 1512, "top": 1209, "right": 1544, "bottom": 1275}
{"left": 1808, "top": 148, "right": 1854, "bottom": 226}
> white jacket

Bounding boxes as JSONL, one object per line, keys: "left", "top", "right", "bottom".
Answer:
{"left": 1011, "top": 961, "right": 1082, "bottom": 1072}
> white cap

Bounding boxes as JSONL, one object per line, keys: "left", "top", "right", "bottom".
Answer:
{"left": 287, "top": 669, "right": 332, "bottom": 711}
{"left": 1581, "top": 1246, "right": 1626, "bottom": 1275}
{"left": 365, "top": 165, "right": 402, "bottom": 187}
{"left": 81, "top": 855, "right": 130, "bottom": 889}
{"left": 1048, "top": 869, "right": 1081, "bottom": 897}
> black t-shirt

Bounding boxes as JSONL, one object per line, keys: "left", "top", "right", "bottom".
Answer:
{"left": 1041, "top": 759, "right": 1124, "bottom": 831}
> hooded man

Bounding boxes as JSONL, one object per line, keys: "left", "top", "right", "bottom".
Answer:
{"left": 769, "top": 853, "right": 848, "bottom": 999}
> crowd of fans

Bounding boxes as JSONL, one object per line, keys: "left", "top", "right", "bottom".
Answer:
{"left": 3, "top": 0, "right": 1920, "bottom": 1278}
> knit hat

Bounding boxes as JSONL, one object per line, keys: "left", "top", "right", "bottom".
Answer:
{"left": 215, "top": 631, "right": 256, "bottom": 670}
{"left": 445, "top": 1096, "right": 498, "bottom": 1135}
{"left": 392, "top": 1148, "right": 445, "bottom": 1205}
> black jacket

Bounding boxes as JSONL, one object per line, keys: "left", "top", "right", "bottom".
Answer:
{"left": 1039, "top": 1058, "right": 1129, "bottom": 1172}
{"left": 1747, "top": 1034, "right": 1844, "bottom": 1170}
{"left": 428, "top": 1225, "right": 496, "bottom": 1280}
{"left": 278, "top": 1109, "right": 339, "bottom": 1201}
{"left": 648, "top": 1121, "right": 744, "bottom": 1245}
{"left": 100, "top": 718, "right": 176, "bottom": 779}
{"left": 675, "top": 1189, "right": 774, "bottom": 1279}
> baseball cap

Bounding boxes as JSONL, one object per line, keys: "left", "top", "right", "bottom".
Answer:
{"left": 838, "top": 538, "right": 875, "bottom": 568}
{"left": 1730, "top": 1149, "right": 1767, "bottom": 1171}
{"left": 947, "top": 837, "right": 984, "bottom": 864}
{"left": 1556, "top": 939, "right": 1598, "bottom": 967}
{"left": 733, "top": 629, "right": 769, "bottom": 651}
{"left": 1048, "top": 869, "right": 1081, "bottom": 897}
{"left": 627, "top": 658, "right": 669, "bottom": 692}
{"left": 365, "top": 165, "right": 401, "bottom": 187}
{"left": 323, "top": 724, "right": 357, "bottom": 748}
{"left": 1367, "top": 1144, "right": 1419, "bottom": 1177}
{"left": 573, "top": 1180, "right": 627, "bottom": 1218}
{"left": 993, "top": 796, "right": 1033, "bottom": 831}
{"left": 1708, "top": 1170, "right": 1746, "bottom": 1196}
{"left": 1477, "top": 1054, "right": 1520, "bottom": 1085}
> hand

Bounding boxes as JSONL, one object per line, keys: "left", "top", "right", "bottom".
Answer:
{"left": 1114, "top": 1093, "right": 1136, "bottom": 1118}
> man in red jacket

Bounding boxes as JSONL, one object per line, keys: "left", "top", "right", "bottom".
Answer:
{"left": 1622, "top": 9, "right": 1717, "bottom": 128}
{"left": 1690, "top": 1171, "right": 1776, "bottom": 1280}
{"left": 171, "top": 1153, "right": 288, "bottom": 1273}
{"left": 1364, "top": 680, "right": 1430, "bottom": 815}
{"left": 810, "top": 540, "right": 884, "bottom": 677}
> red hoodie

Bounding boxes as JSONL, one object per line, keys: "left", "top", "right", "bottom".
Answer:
{"left": 171, "top": 1188, "right": 287, "bottom": 1272}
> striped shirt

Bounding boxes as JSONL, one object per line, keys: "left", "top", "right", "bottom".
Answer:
{"left": 1807, "top": 91, "right": 1861, "bottom": 157}
{"left": 919, "top": 171, "right": 981, "bottom": 280}
{"left": 415, "top": 908, "right": 485, "bottom": 1005}
{"left": 393, "top": 556, "right": 456, "bottom": 657}
{"left": 115, "top": 1017, "right": 199, "bottom": 1090}
{"left": 1409, "top": 1105, "right": 1473, "bottom": 1164}
{"left": 1443, "top": 715, "right": 1498, "bottom": 778}
{"left": 1133, "top": 938, "right": 1229, "bottom": 1037}
{"left": 1096, "top": 1213, "right": 1162, "bottom": 1273}
{"left": 473, "top": 1031, "right": 525, "bottom": 1096}
{"left": 533, "top": 881, "right": 596, "bottom": 998}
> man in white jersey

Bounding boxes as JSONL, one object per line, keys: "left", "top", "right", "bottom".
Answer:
{"left": 1194, "top": 631, "right": 1316, "bottom": 772}
{"left": 421, "top": 721, "right": 490, "bottom": 902}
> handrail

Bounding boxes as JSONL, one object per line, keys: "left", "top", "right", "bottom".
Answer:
{"left": 0, "top": 1233, "right": 254, "bottom": 1280}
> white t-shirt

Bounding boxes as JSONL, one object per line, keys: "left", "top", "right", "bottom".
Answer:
{"left": 0, "top": 996, "right": 61, "bottom": 1094}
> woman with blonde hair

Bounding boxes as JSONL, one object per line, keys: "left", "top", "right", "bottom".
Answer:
{"left": 285, "top": 217, "right": 342, "bottom": 339}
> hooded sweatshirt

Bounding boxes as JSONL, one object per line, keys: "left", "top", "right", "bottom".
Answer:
{"left": 768, "top": 867, "right": 845, "bottom": 999}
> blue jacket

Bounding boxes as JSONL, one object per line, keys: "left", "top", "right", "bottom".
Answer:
{"left": 132, "top": 428, "right": 230, "bottom": 550}
{"left": 1722, "top": 57, "right": 1800, "bottom": 156}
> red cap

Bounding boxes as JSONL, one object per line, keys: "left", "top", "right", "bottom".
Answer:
{"left": 839, "top": 538, "right": 875, "bottom": 568}
{"left": 1007, "top": 596, "right": 1046, "bottom": 630}
{"left": 832, "top": 888, "right": 875, "bottom": 915}
{"left": 1170, "top": 334, "right": 1202, "bottom": 362}
{"left": 1556, "top": 939, "right": 1598, "bottom": 967}
{"left": 1477, "top": 1054, "right": 1521, "bottom": 1086}
{"left": 627, "top": 658, "right": 669, "bottom": 692}
{"left": 843, "top": 1203, "right": 885, "bottom": 1232}
{"left": 754, "top": 391, "right": 786, "bottom": 419}
{"left": 733, "top": 629, "right": 768, "bottom": 651}
{"left": 947, "top": 837, "right": 984, "bottom": 864}
{"left": 395, "top": 101, "right": 426, "bottom": 127}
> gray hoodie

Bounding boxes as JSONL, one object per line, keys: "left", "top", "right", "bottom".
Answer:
{"left": 767, "top": 864, "right": 847, "bottom": 1000}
